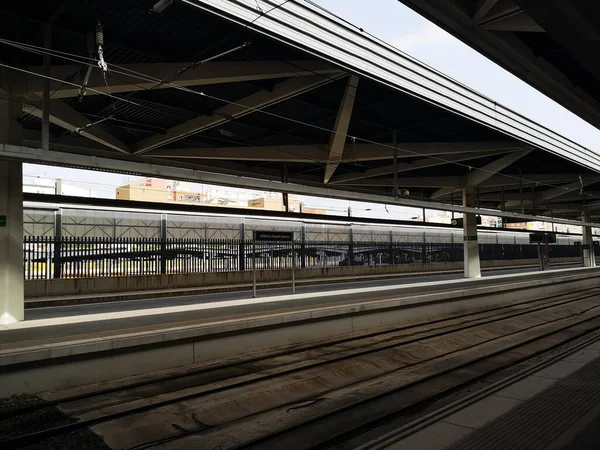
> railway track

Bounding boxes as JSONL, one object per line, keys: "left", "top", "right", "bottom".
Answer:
{"left": 2, "top": 288, "right": 600, "bottom": 449}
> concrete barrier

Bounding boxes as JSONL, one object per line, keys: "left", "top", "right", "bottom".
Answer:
{"left": 24, "top": 257, "right": 580, "bottom": 298}
{"left": 2, "top": 267, "right": 597, "bottom": 397}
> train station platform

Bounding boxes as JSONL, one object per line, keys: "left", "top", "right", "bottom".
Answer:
{"left": 367, "top": 337, "right": 600, "bottom": 450}
{"left": 22, "top": 262, "right": 580, "bottom": 310}
{"left": 2, "top": 264, "right": 581, "bottom": 338}
{"left": 0, "top": 265, "right": 598, "bottom": 399}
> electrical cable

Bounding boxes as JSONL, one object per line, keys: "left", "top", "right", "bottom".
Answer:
{"left": 1, "top": 32, "right": 597, "bottom": 211}
{"left": 1, "top": 37, "right": 455, "bottom": 156}
{"left": 0, "top": 15, "right": 517, "bottom": 147}
{"left": 104, "top": 62, "right": 599, "bottom": 200}
{"left": 233, "top": 0, "right": 588, "bottom": 161}
{"left": 4, "top": 54, "right": 595, "bottom": 211}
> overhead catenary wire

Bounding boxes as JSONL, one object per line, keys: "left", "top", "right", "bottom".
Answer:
{"left": 101, "top": 61, "right": 600, "bottom": 199}
{"left": 1, "top": 36, "right": 597, "bottom": 209}
{"left": 0, "top": 26, "right": 539, "bottom": 158}
{"left": 2, "top": 56, "right": 596, "bottom": 209}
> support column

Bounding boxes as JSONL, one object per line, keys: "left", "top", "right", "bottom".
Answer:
{"left": 0, "top": 160, "right": 24, "bottom": 324}
{"left": 463, "top": 187, "right": 481, "bottom": 278}
{"left": 582, "top": 212, "right": 596, "bottom": 268}
{"left": 160, "top": 214, "right": 168, "bottom": 274}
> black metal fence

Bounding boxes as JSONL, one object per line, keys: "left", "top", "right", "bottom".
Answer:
{"left": 23, "top": 236, "right": 584, "bottom": 280}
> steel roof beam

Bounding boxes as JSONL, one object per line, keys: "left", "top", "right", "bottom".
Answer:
{"left": 499, "top": 178, "right": 600, "bottom": 209}
{"left": 145, "top": 141, "right": 518, "bottom": 162}
{"left": 324, "top": 75, "right": 358, "bottom": 184}
{"left": 431, "top": 149, "right": 531, "bottom": 198}
{"left": 146, "top": 144, "right": 387, "bottom": 162}
{"left": 5, "top": 144, "right": 597, "bottom": 227}
{"left": 22, "top": 101, "right": 129, "bottom": 154}
{"left": 515, "top": 0, "right": 600, "bottom": 84}
{"left": 132, "top": 73, "right": 345, "bottom": 155}
{"left": 335, "top": 177, "right": 461, "bottom": 188}
{"left": 481, "top": 11, "right": 544, "bottom": 32}
{"left": 23, "top": 60, "right": 342, "bottom": 99}
{"left": 329, "top": 148, "right": 514, "bottom": 184}
{"left": 539, "top": 177, "right": 600, "bottom": 201}
{"left": 473, "top": 0, "right": 499, "bottom": 23}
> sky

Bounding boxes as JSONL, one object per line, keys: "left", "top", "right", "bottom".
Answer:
{"left": 24, "top": 0, "right": 600, "bottom": 220}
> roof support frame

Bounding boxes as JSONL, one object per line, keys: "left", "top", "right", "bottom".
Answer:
{"left": 431, "top": 149, "right": 531, "bottom": 198}
{"left": 23, "top": 60, "right": 342, "bottom": 99}
{"left": 22, "top": 100, "right": 130, "bottom": 154}
{"left": 132, "top": 72, "right": 345, "bottom": 155}
{"left": 473, "top": 0, "right": 499, "bottom": 23}
{"left": 324, "top": 74, "right": 358, "bottom": 183}
{"left": 2, "top": 143, "right": 596, "bottom": 227}
{"left": 329, "top": 148, "right": 515, "bottom": 184}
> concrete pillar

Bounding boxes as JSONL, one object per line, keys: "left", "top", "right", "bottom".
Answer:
{"left": 0, "top": 160, "right": 24, "bottom": 324}
{"left": 582, "top": 213, "right": 596, "bottom": 268}
{"left": 463, "top": 187, "right": 481, "bottom": 278}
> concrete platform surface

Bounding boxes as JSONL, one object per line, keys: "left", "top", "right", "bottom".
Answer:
{"left": 0, "top": 265, "right": 598, "bottom": 398}
{"left": 378, "top": 337, "right": 600, "bottom": 450}
{"left": 0, "top": 266, "right": 595, "bottom": 364}
{"left": 24, "top": 263, "right": 581, "bottom": 310}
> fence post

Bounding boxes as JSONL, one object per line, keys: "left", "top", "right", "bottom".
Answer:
{"left": 160, "top": 213, "right": 167, "bottom": 275}
{"left": 53, "top": 209, "right": 62, "bottom": 278}
{"left": 252, "top": 238, "right": 257, "bottom": 298}
{"left": 300, "top": 223, "right": 306, "bottom": 269}
{"left": 239, "top": 219, "right": 246, "bottom": 271}
{"left": 388, "top": 230, "right": 393, "bottom": 266}
{"left": 348, "top": 227, "right": 354, "bottom": 265}
{"left": 291, "top": 241, "right": 296, "bottom": 294}
{"left": 422, "top": 232, "right": 427, "bottom": 264}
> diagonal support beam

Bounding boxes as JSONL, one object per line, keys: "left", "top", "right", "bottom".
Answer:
{"left": 329, "top": 149, "right": 514, "bottom": 184}
{"left": 480, "top": 173, "right": 584, "bottom": 187}
{"left": 23, "top": 60, "right": 342, "bottom": 99}
{"left": 133, "top": 73, "right": 345, "bottom": 155}
{"left": 324, "top": 75, "right": 359, "bottom": 184}
{"left": 146, "top": 141, "right": 523, "bottom": 162}
{"left": 335, "top": 176, "right": 461, "bottom": 188}
{"left": 500, "top": 177, "right": 600, "bottom": 209}
{"left": 539, "top": 177, "right": 600, "bottom": 201}
{"left": 146, "top": 144, "right": 391, "bottom": 163}
{"left": 431, "top": 149, "right": 531, "bottom": 199}
{"left": 473, "top": 0, "right": 499, "bottom": 23}
{"left": 22, "top": 101, "right": 129, "bottom": 154}
{"left": 481, "top": 11, "right": 544, "bottom": 32}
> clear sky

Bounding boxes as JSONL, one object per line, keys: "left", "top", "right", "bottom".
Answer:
{"left": 24, "top": 0, "right": 600, "bottom": 220}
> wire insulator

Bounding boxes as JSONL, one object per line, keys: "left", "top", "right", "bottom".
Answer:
{"left": 95, "top": 22, "right": 104, "bottom": 47}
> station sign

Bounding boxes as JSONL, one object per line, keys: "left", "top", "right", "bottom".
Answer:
{"left": 254, "top": 230, "right": 294, "bottom": 241}
{"left": 529, "top": 232, "right": 557, "bottom": 244}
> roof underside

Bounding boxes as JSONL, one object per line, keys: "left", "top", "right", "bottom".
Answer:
{"left": 1, "top": 0, "right": 599, "bottom": 221}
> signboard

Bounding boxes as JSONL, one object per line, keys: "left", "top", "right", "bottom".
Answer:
{"left": 254, "top": 231, "right": 294, "bottom": 241}
{"left": 451, "top": 216, "right": 482, "bottom": 227}
{"left": 529, "top": 232, "right": 557, "bottom": 244}
{"left": 0, "top": 215, "right": 5, "bottom": 227}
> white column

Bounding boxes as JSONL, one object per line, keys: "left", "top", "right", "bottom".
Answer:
{"left": 463, "top": 187, "right": 481, "bottom": 278}
{"left": 0, "top": 70, "right": 24, "bottom": 323}
{"left": 0, "top": 160, "right": 24, "bottom": 324}
{"left": 582, "top": 212, "right": 596, "bottom": 268}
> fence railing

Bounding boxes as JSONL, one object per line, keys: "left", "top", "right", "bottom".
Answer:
{"left": 22, "top": 236, "right": 584, "bottom": 280}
